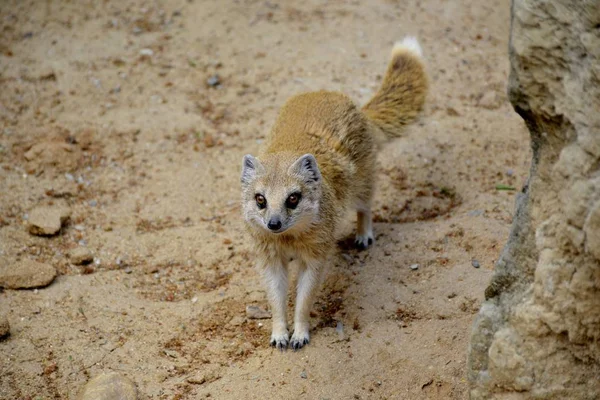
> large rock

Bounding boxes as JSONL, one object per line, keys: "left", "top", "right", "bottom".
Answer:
{"left": 0, "top": 259, "right": 57, "bottom": 289}
{"left": 77, "top": 372, "right": 137, "bottom": 400}
{"left": 467, "top": 1, "right": 600, "bottom": 398}
{"left": 27, "top": 204, "right": 71, "bottom": 236}
{"left": 0, "top": 314, "right": 9, "bottom": 339}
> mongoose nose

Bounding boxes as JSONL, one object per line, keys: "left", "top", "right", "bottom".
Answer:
{"left": 267, "top": 218, "right": 282, "bottom": 231}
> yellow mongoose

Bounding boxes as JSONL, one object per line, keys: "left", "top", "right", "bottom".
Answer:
{"left": 241, "top": 37, "right": 427, "bottom": 350}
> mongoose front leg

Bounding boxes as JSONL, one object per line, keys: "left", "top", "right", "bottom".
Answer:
{"left": 290, "top": 259, "right": 323, "bottom": 350}
{"left": 262, "top": 258, "right": 289, "bottom": 350}
{"left": 355, "top": 209, "right": 374, "bottom": 250}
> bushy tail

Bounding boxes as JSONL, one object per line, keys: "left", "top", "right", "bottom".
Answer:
{"left": 362, "top": 37, "right": 428, "bottom": 141}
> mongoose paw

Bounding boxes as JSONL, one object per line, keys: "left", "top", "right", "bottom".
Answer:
{"left": 270, "top": 331, "right": 289, "bottom": 351}
{"left": 290, "top": 331, "right": 310, "bottom": 351}
{"left": 354, "top": 234, "right": 374, "bottom": 250}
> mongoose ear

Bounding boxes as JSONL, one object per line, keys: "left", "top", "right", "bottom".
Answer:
{"left": 241, "top": 154, "right": 263, "bottom": 185}
{"left": 289, "top": 154, "right": 321, "bottom": 184}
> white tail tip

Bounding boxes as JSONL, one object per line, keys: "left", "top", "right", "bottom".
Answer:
{"left": 392, "top": 36, "right": 423, "bottom": 58}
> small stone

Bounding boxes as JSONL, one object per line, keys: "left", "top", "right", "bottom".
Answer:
{"left": 203, "top": 133, "right": 216, "bottom": 148}
{"left": 336, "top": 321, "right": 344, "bottom": 339}
{"left": 341, "top": 253, "right": 353, "bottom": 263}
{"left": 163, "top": 349, "right": 178, "bottom": 358}
{"left": 245, "top": 305, "right": 271, "bottom": 319}
{"left": 139, "top": 48, "right": 153, "bottom": 56}
{"left": 446, "top": 106, "right": 460, "bottom": 116}
{"left": 228, "top": 315, "right": 245, "bottom": 327}
{"left": 77, "top": 372, "right": 137, "bottom": 400}
{"left": 27, "top": 205, "right": 71, "bottom": 236}
{"left": 70, "top": 247, "right": 93, "bottom": 265}
{"left": 409, "top": 263, "right": 419, "bottom": 270}
{"left": 207, "top": 75, "right": 220, "bottom": 87}
{"left": 0, "top": 314, "right": 9, "bottom": 339}
{"left": 186, "top": 371, "right": 220, "bottom": 385}
{"left": 0, "top": 259, "right": 57, "bottom": 289}
{"left": 472, "top": 259, "right": 481, "bottom": 268}
{"left": 300, "top": 370, "right": 307, "bottom": 379}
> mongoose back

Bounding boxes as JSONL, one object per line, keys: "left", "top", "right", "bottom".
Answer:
{"left": 241, "top": 37, "right": 428, "bottom": 350}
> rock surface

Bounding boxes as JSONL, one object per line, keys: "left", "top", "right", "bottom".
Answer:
{"left": 0, "top": 314, "right": 9, "bottom": 339}
{"left": 468, "top": 1, "right": 600, "bottom": 398}
{"left": 27, "top": 204, "right": 71, "bottom": 236}
{"left": 477, "top": 90, "right": 502, "bottom": 110}
{"left": 69, "top": 247, "right": 93, "bottom": 265}
{"left": 0, "top": 260, "right": 57, "bottom": 289}
{"left": 77, "top": 372, "right": 137, "bottom": 400}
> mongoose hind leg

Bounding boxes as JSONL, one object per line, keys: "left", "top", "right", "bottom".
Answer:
{"left": 355, "top": 208, "right": 374, "bottom": 250}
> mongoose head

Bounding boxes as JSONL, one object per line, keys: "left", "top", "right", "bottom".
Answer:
{"left": 241, "top": 153, "right": 321, "bottom": 235}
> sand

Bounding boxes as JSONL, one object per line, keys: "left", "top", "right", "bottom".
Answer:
{"left": 0, "top": 0, "right": 529, "bottom": 398}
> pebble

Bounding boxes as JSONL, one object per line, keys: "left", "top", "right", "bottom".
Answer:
{"left": 27, "top": 205, "right": 71, "bottom": 236}
{"left": 300, "top": 370, "right": 307, "bottom": 379}
{"left": 228, "top": 315, "right": 245, "bottom": 327}
{"left": 341, "top": 253, "right": 353, "bottom": 263}
{"left": 186, "top": 371, "right": 220, "bottom": 385}
{"left": 245, "top": 305, "right": 271, "bottom": 319}
{"left": 336, "top": 321, "right": 344, "bottom": 339}
{"left": 139, "top": 48, "right": 154, "bottom": 56}
{"left": 409, "top": 263, "right": 419, "bottom": 271}
{"left": 207, "top": 75, "right": 220, "bottom": 87}
{"left": 163, "top": 349, "right": 178, "bottom": 358}
{"left": 77, "top": 372, "right": 137, "bottom": 400}
{"left": 69, "top": 247, "right": 93, "bottom": 265}
{"left": 472, "top": 259, "right": 481, "bottom": 268}
{"left": 0, "top": 314, "right": 9, "bottom": 339}
{"left": 0, "top": 259, "right": 57, "bottom": 289}
{"left": 446, "top": 106, "right": 460, "bottom": 116}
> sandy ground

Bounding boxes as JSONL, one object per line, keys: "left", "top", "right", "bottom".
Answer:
{"left": 0, "top": 0, "right": 530, "bottom": 398}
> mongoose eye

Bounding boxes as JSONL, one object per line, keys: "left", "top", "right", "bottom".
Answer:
{"left": 255, "top": 194, "right": 267, "bottom": 209}
{"left": 285, "top": 193, "right": 302, "bottom": 209}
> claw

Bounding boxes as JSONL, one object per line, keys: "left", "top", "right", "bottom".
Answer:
{"left": 354, "top": 235, "right": 374, "bottom": 250}
{"left": 354, "top": 239, "right": 368, "bottom": 251}
{"left": 270, "top": 338, "right": 288, "bottom": 350}
{"left": 290, "top": 336, "right": 310, "bottom": 351}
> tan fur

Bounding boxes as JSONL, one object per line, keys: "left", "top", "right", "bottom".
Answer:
{"left": 363, "top": 44, "right": 428, "bottom": 143}
{"left": 241, "top": 38, "right": 427, "bottom": 350}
